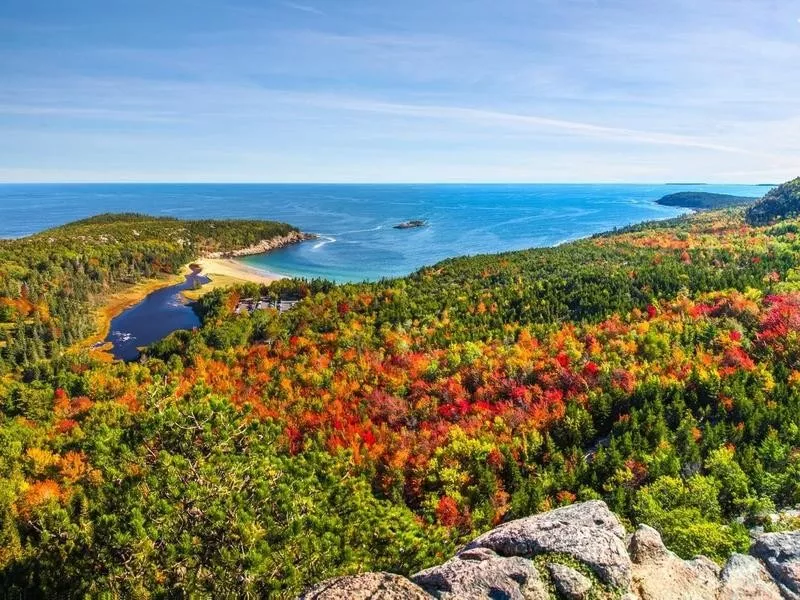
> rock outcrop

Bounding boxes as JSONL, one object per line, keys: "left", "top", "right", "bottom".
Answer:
{"left": 751, "top": 532, "right": 800, "bottom": 599}
{"left": 298, "top": 501, "right": 800, "bottom": 599}
{"left": 463, "top": 500, "right": 630, "bottom": 588}
{"left": 720, "top": 554, "right": 783, "bottom": 600}
{"left": 628, "top": 524, "right": 722, "bottom": 599}
{"left": 412, "top": 547, "right": 548, "bottom": 600}
{"left": 547, "top": 563, "right": 592, "bottom": 599}
{"left": 203, "top": 230, "right": 315, "bottom": 259}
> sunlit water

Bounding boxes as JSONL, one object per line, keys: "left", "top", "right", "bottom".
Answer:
{"left": 1, "top": 183, "right": 772, "bottom": 358}
{"left": 0, "top": 183, "right": 772, "bottom": 283}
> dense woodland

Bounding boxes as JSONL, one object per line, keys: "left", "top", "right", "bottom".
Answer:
{"left": 0, "top": 214, "right": 297, "bottom": 372}
{"left": 655, "top": 191, "right": 756, "bottom": 209}
{"left": 747, "top": 177, "right": 800, "bottom": 225}
{"left": 2, "top": 180, "right": 800, "bottom": 598}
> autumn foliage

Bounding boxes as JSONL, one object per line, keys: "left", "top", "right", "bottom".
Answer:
{"left": 4, "top": 201, "right": 800, "bottom": 597}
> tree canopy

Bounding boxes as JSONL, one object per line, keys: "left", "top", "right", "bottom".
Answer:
{"left": 3, "top": 190, "right": 800, "bottom": 597}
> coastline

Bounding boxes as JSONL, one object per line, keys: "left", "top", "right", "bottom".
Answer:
{"left": 182, "top": 231, "right": 310, "bottom": 298}
{"left": 184, "top": 258, "right": 285, "bottom": 299}
{"left": 194, "top": 257, "right": 284, "bottom": 284}
{"left": 75, "top": 270, "right": 189, "bottom": 358}
{"left": 80, "top": 231, "right": 311, "bottom": 356}
{"left": 203, "top": 230, "right": 315, "bottom": 259}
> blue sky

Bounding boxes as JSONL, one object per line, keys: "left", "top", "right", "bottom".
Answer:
{"left": 1, "top": 0, "right": 799, "bottom": 183}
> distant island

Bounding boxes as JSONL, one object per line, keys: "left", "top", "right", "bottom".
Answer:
{"left": 656, "top": 191, "right": 758, "bottom": 210}
{"left": 394, "top": 219, "right": 427, "bottom": 229}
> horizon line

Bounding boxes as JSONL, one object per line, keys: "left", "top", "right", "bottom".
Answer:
{"left": 0, "top": 180, "right": 779, "bottom": 186}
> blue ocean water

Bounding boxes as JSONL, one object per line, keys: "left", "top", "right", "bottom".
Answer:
{"left": 0, "top": 183, "right": 772, "bottom": 282}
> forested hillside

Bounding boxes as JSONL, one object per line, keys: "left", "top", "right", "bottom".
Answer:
{"left": 2, "top": 188, "right": 800, "bottom": 598}
{"left": 0, "top": 214, "right": 297, "bottom": 371}
{"left": 747, "top": 178, "right": 800, "bottom": 225}
{"left": 656, "top": 191, "right": 756, "bottom": 209}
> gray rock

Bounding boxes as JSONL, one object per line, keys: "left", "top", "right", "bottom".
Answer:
{"left": 688, "top": 555, "right": 722, "bottom": 581}
{"left": 297, "top": 505, "right": 800, "bottom": 600}
{"left": 298, "top": 572, "right": 433, "bottom": 600}
{"left": 628, "top": 525, "right": 720, "bottom": 599}
{"left": 412, "top": 549, "right": 548, "bottom": 600}
{"left": 462, "top": 500, "right": 631, "bottom": 588}
{"left": 458, "top": 547, "right": 501, "bottom": 562}
{"left": 750, "top": 531, "right": 800, "bottom": 599}
{"left": 719, "top": 553, "right": 782, "bottom": 600}
{"left": 628, "top": 524, "right": 670, "bottom": 565}
{"left": 547, "top": 563, "right": 592, "bottom": 600}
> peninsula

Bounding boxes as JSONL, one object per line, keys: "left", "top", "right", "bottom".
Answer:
{"left": 0, "top": 212, "right": 310, "bottom": 357}
{"left": 656, "top": 191, "right": 758, "bottom": 209}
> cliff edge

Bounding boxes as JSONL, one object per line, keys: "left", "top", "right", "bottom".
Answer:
{"left": 299, "top": 501, "right": 800, "bottom": 599}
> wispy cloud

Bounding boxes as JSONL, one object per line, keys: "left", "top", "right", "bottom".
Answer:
{"left": 4, "top": 73, "right": 796, "bottom": 161}
{"left": 0, "top": 103, "right": 183, "bottom": 123}
{"left": 282, "top": 2, "right": 324, "bottom": 16}
{"left": 1, "top": 0, "right": 799, "bottom": 182}
{"left": 314, "top": 99, "right": 752, "bottom": 154}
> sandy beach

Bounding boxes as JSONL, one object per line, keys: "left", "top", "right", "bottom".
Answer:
{"left": 192, "top": 258, "right": 284, "bottom": 286}
{"left": 80, "top": 258, "right": 283, "bottom": 357}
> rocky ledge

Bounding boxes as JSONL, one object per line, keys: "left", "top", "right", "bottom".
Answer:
{"left": 298, "top": 501, "right": 800, "bottom": 600}
{"left": 203, "top": 231, "right": 316, "bottom": 259}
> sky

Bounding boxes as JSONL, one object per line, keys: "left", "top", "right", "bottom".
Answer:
{"left": 0, "top": 0, "right": 799, "bottom": 183}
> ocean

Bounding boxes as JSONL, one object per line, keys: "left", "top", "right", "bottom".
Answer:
{"left": 0, "top": 183, "right": 771, "bottom": 282}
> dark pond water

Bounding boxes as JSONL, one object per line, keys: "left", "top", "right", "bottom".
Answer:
{"left": 104, "top": 271, "right": 209, "bottom": 360}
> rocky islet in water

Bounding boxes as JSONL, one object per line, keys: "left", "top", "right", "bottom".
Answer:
{"left": 393, "top": 219, "right": 428, "bottom": 229}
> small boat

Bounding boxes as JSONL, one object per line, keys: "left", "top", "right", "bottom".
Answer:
{"left": 394, "top": 220, "right": 427, "bottom": 229}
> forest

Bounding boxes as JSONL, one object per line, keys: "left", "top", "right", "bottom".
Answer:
{"left": 747, "top": 177, "right": 800, "bottom": 225}
{"left": 1, "top": 178, "right": 800, "bottom": 598}
{"left": 0, "top": 213, "right": 297, "bottom": 371}
{"left": 655, "top": 191, "right": 756, "bottom": 209}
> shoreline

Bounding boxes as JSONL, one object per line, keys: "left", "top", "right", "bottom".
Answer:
{"left": 74, "top": 207, "right": 705, "bottom": 357}
{"left": 80, "top": 233, "right": 311, "bottom": 356}
{"left": 75, "top": 270, "right": 189, "bottom": 358}
{"left": 182, "top": 231, "right": 311, "bottom": 298}
{"left": 203, "top": 230, "right": 315, "bottom": 259}
{"left": 182, "top": 258, "right": 285, "bottom": 301}
{"left": 190, "top": 257, "right": 285, "bottom": 287}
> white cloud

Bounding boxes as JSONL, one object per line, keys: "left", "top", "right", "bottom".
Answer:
{"left": 282, "top": 2, "right": 324, "bottom": 16}
{"left": 1, "top": 0, "right": 799, "bottom": 182}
